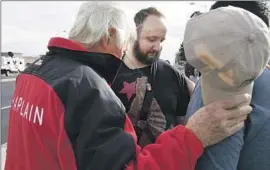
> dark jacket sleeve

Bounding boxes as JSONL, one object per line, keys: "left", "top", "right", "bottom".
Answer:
{"left": 64, "top": 67, "right": 203, "bottom": 170}
{"left": 175, "top": 71, "right": 190, "bottom": 117}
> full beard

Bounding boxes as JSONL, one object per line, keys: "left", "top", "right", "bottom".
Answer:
{"left": 133, "top": 41, "right": 161, "bottom": 65}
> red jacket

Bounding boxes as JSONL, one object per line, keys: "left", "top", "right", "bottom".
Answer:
{"left": 5, "top": 37, "right": 203, "bottom": 170}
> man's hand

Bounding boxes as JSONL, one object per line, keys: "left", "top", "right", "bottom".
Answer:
{"left": 185, "top": 94, "right": 252, "bottom": 147}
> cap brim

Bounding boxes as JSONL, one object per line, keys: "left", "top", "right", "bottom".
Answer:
{"left": 201, "top": 76, "right": 254, "bottom": 105}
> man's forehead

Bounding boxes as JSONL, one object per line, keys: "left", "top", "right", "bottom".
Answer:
{"left": 140, "top": 15, "right": 167, "bottom": 35}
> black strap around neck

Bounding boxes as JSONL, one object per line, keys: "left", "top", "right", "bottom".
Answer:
{"left": 136, "top": 62, "right": 158, "bottom": 143}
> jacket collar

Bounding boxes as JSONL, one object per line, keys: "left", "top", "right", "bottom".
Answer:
{"left": 47, "top": 37, "right": 122, "bottom": 83}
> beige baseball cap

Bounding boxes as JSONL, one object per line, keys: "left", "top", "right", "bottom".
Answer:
{"left": 183, "top": 6, "right": 270, "bottom": 105}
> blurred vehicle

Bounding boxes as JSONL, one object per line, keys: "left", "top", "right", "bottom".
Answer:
{"left": 1, "top": 52, "right": 26, "bottom": 76}
{"left": 1, "top": 56, "right": 16, "bottom": 76}
{"left": 14, "top": 57, "right": 26, "bottom": 72}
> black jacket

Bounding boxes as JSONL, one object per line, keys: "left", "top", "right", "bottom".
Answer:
{"left": 5, "top": 37, "right": 203, "bottom": 170}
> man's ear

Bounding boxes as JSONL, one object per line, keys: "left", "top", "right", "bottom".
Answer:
{"left": 100, "top": 28, "right": 117, "bottom": 47}
{"left": 100, "top": 36, "right": 109, "bottom": 48}
{"left": 108, "top": 27, "right": 117, "bottom": 45}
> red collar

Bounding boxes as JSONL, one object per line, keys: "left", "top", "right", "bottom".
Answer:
{"left": 48, "top": 37, "right": 88, "bottom": 52}
{"left": 47, "top": 37, "right": 123, "bottom": 85}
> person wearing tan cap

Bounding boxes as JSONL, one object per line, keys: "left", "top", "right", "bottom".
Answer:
{"left": 184, "top": 1, "right": 270, "bottom": 170}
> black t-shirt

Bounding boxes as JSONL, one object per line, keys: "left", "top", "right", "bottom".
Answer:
{"left": 111, "top": 60, "right": 190, "bottom": 146}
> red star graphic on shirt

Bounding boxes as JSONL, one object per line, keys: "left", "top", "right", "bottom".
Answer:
{"left": 119, "top": 81, "right": 136, "bottom": 100}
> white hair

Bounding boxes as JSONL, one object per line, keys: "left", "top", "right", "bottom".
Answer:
{"left": 68, "top": 1, "right": 136, "bottom": 49}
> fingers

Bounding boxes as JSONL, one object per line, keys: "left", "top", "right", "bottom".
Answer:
{"left": 224, "top": 115, "right": 248, "bottom": 136}
{"left": 226, "top": 105, "right": 252, "bottom": 119}
{"left": 226, "top": 115, "right": 248, "bottom": 127}
{"left": 227, "top": 122, "right": 245, "bottom": 135}
{"left": 216, "top": 93, "right": 251, "bottom": 110}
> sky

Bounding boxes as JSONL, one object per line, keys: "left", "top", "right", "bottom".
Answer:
{"left": 1, "top": 1, "right": 214, "bottom": 63}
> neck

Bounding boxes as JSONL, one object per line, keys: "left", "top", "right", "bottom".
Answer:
{"left": 124, "top": 48, "right": 148, "bottom": 69}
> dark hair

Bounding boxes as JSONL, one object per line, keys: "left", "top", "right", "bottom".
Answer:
{"left": 184, "top": 63, "right": 195, "bottom": 77}
{"left": 134, "top": 7, "right": 164, "bottom": 28}
{"left": 211, "top": 1, "right": 270, "bottom": 27}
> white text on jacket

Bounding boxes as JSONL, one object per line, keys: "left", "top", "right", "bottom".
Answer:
{"left": 11, "top": 96, "right": 44, "bottom": 126}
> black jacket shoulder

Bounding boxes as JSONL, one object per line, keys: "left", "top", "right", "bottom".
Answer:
{"left": 156, "top": 59, "right": 186, "bottom": 86}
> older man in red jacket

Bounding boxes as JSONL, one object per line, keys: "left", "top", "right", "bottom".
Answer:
{"left": 5, "top": 2, "right": 252, "bottom": 170}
